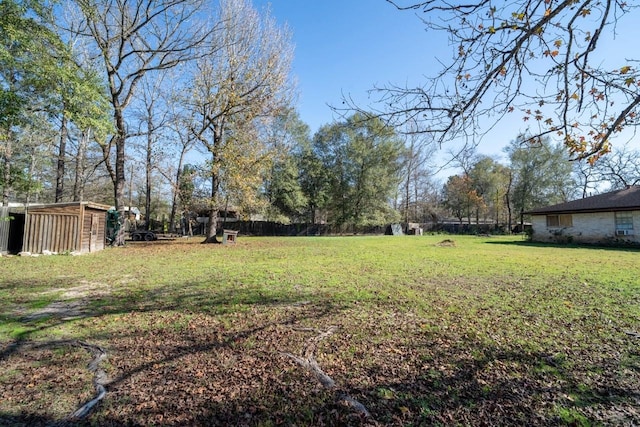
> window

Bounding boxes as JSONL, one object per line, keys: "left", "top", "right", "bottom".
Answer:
{"left": 546, "top": 214, "right": 572, "bottom": 228}
{"left": 615, "top": 212, "right": 634, "bottom": 230}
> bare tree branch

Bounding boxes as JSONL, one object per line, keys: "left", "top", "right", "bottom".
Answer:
{"left": 349, "top": 0, "right": 640, "bottom": 162}
{"left": 69, "top": 0, "right": 211, "bottom": 234}
{"left": 184, "top": 0, "right": 294, "bottom": 243}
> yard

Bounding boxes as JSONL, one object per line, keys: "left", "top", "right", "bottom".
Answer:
{"left": 0, "top": 235, "right": 638, "bottom": 426}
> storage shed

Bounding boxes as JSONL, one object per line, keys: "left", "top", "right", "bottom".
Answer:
{"left": 20, "top": 201, "right": 111, "bottom": 254}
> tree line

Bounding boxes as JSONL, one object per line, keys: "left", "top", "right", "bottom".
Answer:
{"left": 2, "top": 0, "right": 639, "bottom": 241}
{"left": 1, "top": 0, "right": 294, "bottom": 243}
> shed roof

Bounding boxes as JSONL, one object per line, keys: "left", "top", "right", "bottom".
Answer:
{"left": 528, "top": 186, "right": 640, "bottom": 215}
{"left": 11, "top": 201, "right": 112, "bottom": 212}
{"left": 29, "top": 201, "right": 110, "bottom": 211}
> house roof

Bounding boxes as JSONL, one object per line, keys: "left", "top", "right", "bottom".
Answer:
{"left": 528, "top": 186, "right": 640, "bottom": 215}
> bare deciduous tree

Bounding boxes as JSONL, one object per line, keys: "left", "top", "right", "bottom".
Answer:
{"left": 72, "top": 0, "right": 208, "bottom": 243}
{"left": 187, "top": 0, "right": 294, "bottom": 243}
{"left": 163, "top": 87, "right": 198, "bottom": 234}
{"left": 397, "top": 123, "right": 437, "bottom": 228}
{"left": 363, "top": 1, "right": 639, "bottom": 162}
{"left": 592, "top": 143, "right": 640, "bottom": 190}
{"left": 132, "top": 73, "right": 173, "bottom": 231}
{"left": 54, "top": 2, "right": 114, "bottom": 204}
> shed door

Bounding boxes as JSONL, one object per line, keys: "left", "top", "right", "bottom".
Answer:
{"left": 90, "top": 214, "right": 99, "bottom": 252}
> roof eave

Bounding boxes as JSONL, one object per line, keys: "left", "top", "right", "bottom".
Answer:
{"left": 527, "top": 206, "right": 640, "bottom": 215}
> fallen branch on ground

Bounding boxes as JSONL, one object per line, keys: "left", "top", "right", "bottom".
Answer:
{"left": 282, "top": 326, "right": 373, "bottom": 421}
{"left": 67, "top": 341, "right": 108, "bottom": 420}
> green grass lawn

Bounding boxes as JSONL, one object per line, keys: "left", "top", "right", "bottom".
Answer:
{"left": 1, "top": 235, "right": 638, "bottom": 426}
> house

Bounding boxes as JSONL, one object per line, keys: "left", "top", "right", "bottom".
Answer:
{"left": 527, "top": 186, "right": 640, "bottom": 245}
{"left": 1, "top": 201, "right": 110, "bottom": 255}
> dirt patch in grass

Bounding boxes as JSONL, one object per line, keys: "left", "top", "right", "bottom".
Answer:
{"left": 12, "top": 281, "right": 113, "bottom": 322}
{"left": 42, "top": 281, "right": 112, "bottom": 300}
{"left": 436, "top": 239, "right": 456, "bottom": 247}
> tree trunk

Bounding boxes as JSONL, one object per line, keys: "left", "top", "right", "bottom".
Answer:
{"left": 169, "top": 194, "right": 178, "bottom": 233}
{"left": 1, "top": 131, "right": 11, "bottom": 206}
{"left": 55, "top": 113, "right": 68, "bottom": 202}
{"left": 112, "top": 109, "right": 127, "bottom": 246}
{"left": 169, "top": 164, "right": 183, "bottom": 233}
{"left": 25, "top": 148, "right": 36, "bottom": 205}
{"left": 413, "top": 173, "right": 419, "bottom": 222}
{"left": 73, "top": 129, "right": 89, "bottom": 202}
{"left": 203, "top": 167, "right": 220, "bottom": 243}
{"left": 145, "top": 123, "right": 152, "bottom": 231}
{"left": 202, "top": 125, "right": 223, "bottom": 244}
{"left": 495, "top": 189, "right": 500, "bottom": 227}
{"left": 505, "top": 171, "right": 513, "bottom": 234}
{"left": 404, "top": 171, "right": 410, "bottom": 232}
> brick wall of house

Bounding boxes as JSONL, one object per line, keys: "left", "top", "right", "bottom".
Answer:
{"left": 531, "top": 211, "right": 640, "bottom": 245}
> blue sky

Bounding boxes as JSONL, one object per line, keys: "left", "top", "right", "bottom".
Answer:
{"left": 255, "top": 0, "right": 490, "bottom": 173}
{"left": 255, "top": 1, "right": 640, "bottom": 166}
{"left": 256, "top": 1, "right": 447, "bottom": 128}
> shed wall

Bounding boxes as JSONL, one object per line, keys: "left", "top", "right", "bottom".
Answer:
{"left": 24, "top": 212, "right": 81, "bottom": 253}
{"left": 0, "top": 207, "right": 8, "bottom": 254}
{"left": 81, "top": 209, "right": 106, "bottom": 253}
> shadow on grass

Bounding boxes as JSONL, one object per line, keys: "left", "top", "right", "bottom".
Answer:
{"left": 0, "top": 412, "right": 60, "bottom": 427}
{"left": 0, "top": 276, "right": 342, "bottom": 360}
{"left": 2, "top": 324, "right": 639, "bottom": 426}
{"left": 341, "top": 337, "right": 640, "bottom": 426}
{"left": 0, "top": 278, "right": 349, "bottom": 426}
{"left": 6, "top": 330, "right": 631, "bottom": 427}
{"left": 486, "top": 240, "right": 640, "bottom": 252}
{"left": 2, "top": 276, "right": 639, "bottom": 425}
